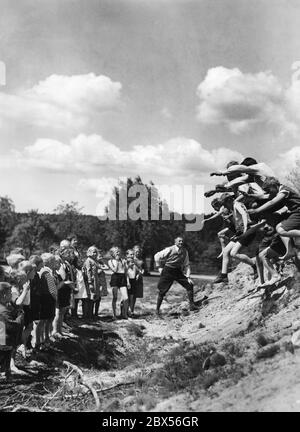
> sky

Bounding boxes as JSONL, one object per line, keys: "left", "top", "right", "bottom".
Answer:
{"left": 1, "top": 0, "right": 300, "bottom": 215}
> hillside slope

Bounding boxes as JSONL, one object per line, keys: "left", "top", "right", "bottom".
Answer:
{"left": 1, "top": 264, "right": 300, "bottom": 412}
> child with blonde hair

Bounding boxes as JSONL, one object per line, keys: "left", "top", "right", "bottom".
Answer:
{"left": 39, "top": 253, "right": 57, "bottom": 346}
{"left": 13, "top": 261, "right": 36, "bottom": 358}
{"left": 58, "top": 247, "right": 76, "bottom": 318}
{"left": 108, "top": 247, "right": 129, "bottom": 320}
{"left": 131, "top": 246, "right": 145, "bottom": 316}
{"left": 97, "top": 249, "right": 108, "bottom": 296}
{"left": 52, "top": 254, "right": 73, "bottom": 338}
{"left": 28, "top": 255, "right": 44, "bottom": 350}
{"left": 6, "top": 254, "right": 25, "bottom": 276}
{"left": 82, "top": 246, "right": 102, "bottom": 319}
{"left": 0, "top": 282, "right": 23, "bottom": 378}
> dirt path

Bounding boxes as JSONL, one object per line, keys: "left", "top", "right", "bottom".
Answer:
{"left": 2, "top": 264, "right": 300, "bottom": 412}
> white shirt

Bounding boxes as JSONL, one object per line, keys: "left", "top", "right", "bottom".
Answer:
{"left": 154, "top": 245, "right": 190, "bottom": 276}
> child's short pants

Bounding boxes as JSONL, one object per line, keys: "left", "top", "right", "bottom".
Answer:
{"left": 280, "top": 211, "right": 300, "bottom": 231}
{"left": 110, "top": 273, "right": 127, "bottom": 288}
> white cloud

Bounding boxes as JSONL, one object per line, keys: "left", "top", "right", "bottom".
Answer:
{"left": 78, "top": 177, "right": 121, "bottom": 198}
{"left": 0, "top": 73, "right": 122, "bottom": 130}
{"left": 78, "top": 177, "right": 123, "bottom": 214}
{"left": 271, "top": 146, "right": 300, "bottom": 180}
{"left": 196, "top": 66, "right": 296, "bottom": 135}
{"left": 285, "top": 62, "right": 300, "bottom": 125}
{"left": 12, "top": 134, "right": 243, "bottom": 179}
{"left": 161, "top": 107, "right": 172, "bottom": 119}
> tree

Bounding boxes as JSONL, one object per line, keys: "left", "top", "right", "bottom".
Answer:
{"left": 102, "top": 176, "right": 187, "bottom": 268}
{"left": 287, "top": 159, "right": 300, "bottom": 194}
{"left": 0, "top": 196, "right": 16, "bottom": 248}
{"left": 53, "top": 201, "right": 84, "bottom": 240}
{"left": 6, "top": 210, "right": 57, "bottom": 255}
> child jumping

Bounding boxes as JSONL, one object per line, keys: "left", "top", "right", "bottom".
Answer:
{"left": 249, "top": 177, "right": 300, "bottom": 260}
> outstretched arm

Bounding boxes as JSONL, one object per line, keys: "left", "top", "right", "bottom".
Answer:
{"left": 204, "top": 210, "right": 223, "bottom": 222}
{"left": 211, "top": 165, "right": 260, "bottom": 177}
{"left": 248, "top": 192, "right": 285, "bottom": 215}
{"left": 224, "top": 174, "right": 249, "bottom": 189}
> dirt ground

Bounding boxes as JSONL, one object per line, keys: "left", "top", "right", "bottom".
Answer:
{"left": 1, "top": 263, "right": 300, "bottom": 412}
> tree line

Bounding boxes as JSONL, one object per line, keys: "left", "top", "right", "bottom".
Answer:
{"left": 0, "top": 176, "right": 264, "bottom": 274}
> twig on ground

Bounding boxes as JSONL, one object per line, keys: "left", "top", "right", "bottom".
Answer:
{"left": 96, "top": 380, "right": 136, "bottom": 393}
{"left": 63, "top": 361, "right": 100, "bottom": 410}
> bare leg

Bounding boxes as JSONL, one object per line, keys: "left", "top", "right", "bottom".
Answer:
{"left": 278, "top": 236, "right": 295, "bottom": 259}
{"left": 112, "top": 287, "right": 118, "bottom": 319}
{"left": 217, "top": 229, "right": 229, "bottom": 258}
{"left": 120, "top": 286, "right": 129, "bottom": 319}
{"left": 18, "top": 324, "right": 33, "bottom": 358}
{"left": 60, "top": 307, "right": 68, "bottom": 334}
{"left": 221, "top": 241, "right": 235, "bottom": 274}
{"left": 129, "top": 295, "right": 137, "bottom": 314}
{"left": 255, "top": 252, "right": 265, "bottom": 285}
{"left": 94, "top": 299, "right": 101, "bottom": 317}
{"left": 45, "top": 319, "right": 53, "bottom": 343}
{"left": 52, "top": 308, "right": 60, "bottom": 335}
{"left": 156, "top": 293, "right": 164, "bottom": 315}
{"left": 277, "top": 224, "right": 299, "bottom": 259}
{"left": 32, "top": 320, "right": 43, "bottom": 348}
{"left": 230, "top": 242, "right": 255, "bottom": 267}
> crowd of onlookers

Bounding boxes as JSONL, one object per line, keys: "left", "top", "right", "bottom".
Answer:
{"left": 0, "top": 236, "right": 145, "bottom": 379}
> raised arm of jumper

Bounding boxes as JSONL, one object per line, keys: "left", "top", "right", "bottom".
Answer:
{"left": 216, "top": 164, "right": 261, "bottom": 176}
{"left": 204, "top": 210, "right": 223, "bottom": 222}
{"left": 224, "top": 174, "right": 250, "bottom": 189}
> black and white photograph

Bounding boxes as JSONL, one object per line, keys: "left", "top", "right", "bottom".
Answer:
{"left": 1, "top": 0, "right": 300, "bottom": 415}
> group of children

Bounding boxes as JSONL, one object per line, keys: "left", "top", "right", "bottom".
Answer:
{"left": 204, "top": 157, "right": 300, "bottom": 289}
{"left": 0, "top": 238, "right": 145, "bottom": 379}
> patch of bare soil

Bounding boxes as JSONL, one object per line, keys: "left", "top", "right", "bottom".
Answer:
{"left": 1, "top": 266, "right": 300, "bottom": 412}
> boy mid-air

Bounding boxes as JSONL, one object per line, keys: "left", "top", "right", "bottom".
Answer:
{"left": 248, "top": 177, "right": 300, "bottom": 260}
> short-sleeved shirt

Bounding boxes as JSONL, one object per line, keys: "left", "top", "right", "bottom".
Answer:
{"left": 279, "top": 185, "right": 300, "bottom": 213}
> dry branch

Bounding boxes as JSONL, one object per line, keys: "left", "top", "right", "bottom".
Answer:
{"left": 63, "top": 361, "right": 100, "bottom": 410}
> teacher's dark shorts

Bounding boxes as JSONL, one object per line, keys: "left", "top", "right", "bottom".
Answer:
{"left": 157, "top": 266, "right": 193, "bottom": 297}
